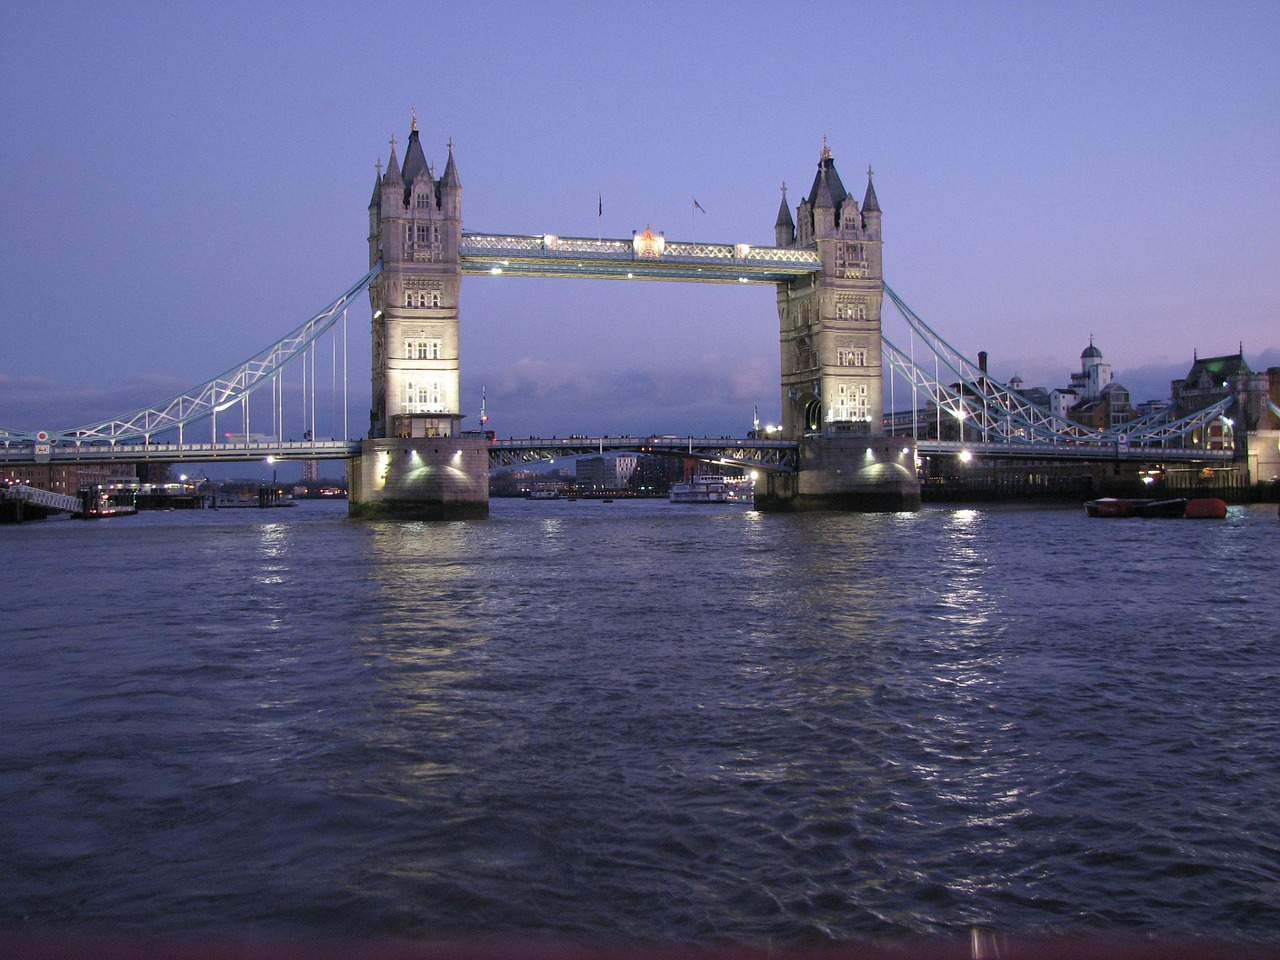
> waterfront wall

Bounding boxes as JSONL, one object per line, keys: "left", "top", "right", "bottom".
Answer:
{"left": 918, "top": 454, "right": 1270, "bottom": 503}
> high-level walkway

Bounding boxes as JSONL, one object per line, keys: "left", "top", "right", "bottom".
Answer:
{"left": 459, "top": 232, "right": 820, "bottom": 283}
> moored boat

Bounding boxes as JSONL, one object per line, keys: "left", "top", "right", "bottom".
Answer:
{"left": 1085, "top": 496, "right": 1225, "bottom": 519}
{"left": 1134, "top": 498, "right": 1189, "bottom": 518}
{"left": 669, "top": 475, "right": 728, "bottom": 504}
{"left": 1185, "top": 498, "right": 1228, "bottom": 519}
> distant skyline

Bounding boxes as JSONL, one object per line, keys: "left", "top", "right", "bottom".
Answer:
{"left": 2, "top": 2, "right": 1277, "bottom": 440}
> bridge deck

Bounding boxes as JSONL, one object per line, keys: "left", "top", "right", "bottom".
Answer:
{"left": 0, "top": 436, "right": 1234, "bottom": 470}
{"left": 460, "top": 233, "right": 821, "bottom": 283}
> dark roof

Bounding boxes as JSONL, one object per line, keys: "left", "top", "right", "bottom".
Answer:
{"left": 1014, "top": 386, "right": 1051, "bottom": 407}
{"left": 1081, "top": 342, "right": 1102, "bottom": 359}
{"left": 1184, "top": 353, "right": 1251, "bottom": 384}
{"left": 382, "top": 144, "right": 403, "bottom": 187}
{"left": 862, "top": 175, "right": 879, "bottom": 213}
{"left": 400, "top": 128, "right": 430, "bottom": 187}
{"left": 806, "top": 154, "right": 849, "bottom": 211}
{"left": 775, "top": 189, "right": 794, "bottom": 229}
{"left": 440, "top": 145, "right": 460, "bottom": 189}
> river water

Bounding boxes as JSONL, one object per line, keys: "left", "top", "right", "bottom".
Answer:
{"left": 2, "top": 498, "right": 1278, "bottom": 950}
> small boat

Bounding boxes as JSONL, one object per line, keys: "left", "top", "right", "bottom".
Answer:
{"left": 1134, "top": 498, "right": 1189, "bottom": 518}
{"left": 1085, "top": 497, "right": 1225, "bottom": 519}
{"left": 1185, "top": 498, "right": 1228, "bottom": 519}
{"left": 669, "top": 475, "right": 728, "bottom": 503}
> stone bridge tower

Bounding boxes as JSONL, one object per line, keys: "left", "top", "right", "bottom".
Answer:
{"left": 349, "top": 115, "right": 489, "bottom": 519}
{"left": 367, "top": 115, "right": 463, "bottom": 440}
{"left": 759, "top": 143, "right": 918, "bottom": 512}
{"left": 773, "top": 141, "right": 883, "bottom": 440}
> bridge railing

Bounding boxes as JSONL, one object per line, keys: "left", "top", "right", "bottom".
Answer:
{"left": 0, "top": 483, "right": 83, "bottom": 512}
{"left": 461, "top": 233, "right": 821, "bottom": 268}
{"left": 0, "top": 439, "right": 360, "bottom": 466}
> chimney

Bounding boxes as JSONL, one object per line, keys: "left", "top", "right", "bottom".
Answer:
{"left": 978, "top": 351, "right": 988, "bottom": 375}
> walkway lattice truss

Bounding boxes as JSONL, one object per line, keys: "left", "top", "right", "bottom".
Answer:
{"left": 881, "top": 285, "right": 1232, "bottom": 447}
{"left": 2, "top": 266, "right": 381, "bottom": 445}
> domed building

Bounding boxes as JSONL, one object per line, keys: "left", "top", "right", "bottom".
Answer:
{"left": 1050, "top": 340, "right": 1133, "bottom": 429}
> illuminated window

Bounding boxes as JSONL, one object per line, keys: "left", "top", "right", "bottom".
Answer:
{"left": 404, "top": 379, "right": 442, "bottom": 412}
{"left": 834, "top": 383, "right": 870, "bottom": 421}
{"left": 853, "top": 383, "right": 869, "bottom": 420}
{"left": 836, "top": 299, "right": 868, "bottom": 320}
{"left": 404, "top": 338, "right": 442, "bottom": 360}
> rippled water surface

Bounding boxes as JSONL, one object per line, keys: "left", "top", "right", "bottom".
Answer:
{"left": 2, "top": 499, "right": 1279, "bottom": 947}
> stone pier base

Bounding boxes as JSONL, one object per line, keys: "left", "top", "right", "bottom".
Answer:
{"left": 755, "top": 436, "right": 920, "bottom": 513}
{"left": 348, "top": 436, "right": 490, "bottom": 520}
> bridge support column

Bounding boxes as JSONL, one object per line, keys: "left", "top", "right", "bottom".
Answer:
{"left": 755, "top": 436, "right": 920, "bottom": 512}
{"left": 347, "top": 437, "right": 489, "bottom": 520}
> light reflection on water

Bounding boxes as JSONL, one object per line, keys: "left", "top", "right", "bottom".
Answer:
{"left": 1, "top": 499, "right": 1278, "bottom": 946}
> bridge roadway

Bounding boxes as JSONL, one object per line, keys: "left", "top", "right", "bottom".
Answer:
{"left": 459, "top": 233, "right": 821, "bottom": 284}
{"left": 0, "top": 435, "right": 1232, "bottom": 471}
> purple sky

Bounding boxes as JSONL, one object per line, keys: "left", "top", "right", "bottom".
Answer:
{"left": 2, "top": 2, "right": 1278, "bottom": 442}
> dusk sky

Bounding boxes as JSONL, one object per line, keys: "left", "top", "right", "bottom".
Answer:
{"left": 2, "top": 1, "right": 1277, "bottom": 442}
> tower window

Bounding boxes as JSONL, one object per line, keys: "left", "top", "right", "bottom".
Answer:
{"left": 404, "top": 338, "right": 442, "bottom": 360}
{"left": 404, "top": 379, "right": 443, "bottom": 413}
{"left": 836, "top": 299, "right": 868, "bottom": 321}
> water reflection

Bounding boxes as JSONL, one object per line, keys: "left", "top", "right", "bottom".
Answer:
{"left": 6, "top": 500, "right": 1278, "bottom": 941}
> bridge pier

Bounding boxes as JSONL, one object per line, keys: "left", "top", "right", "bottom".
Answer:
{"left": 347, "top": 437, "right": 489, "bottom": 520}
{"left": 755, "top": 436, "right": 920, "bottom": 512}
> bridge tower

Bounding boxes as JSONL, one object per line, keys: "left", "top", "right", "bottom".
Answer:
{"left": 774, "top": 141, "right": 884, "bottom": 438}
{"left": 348, "top": 115, "right": 489, "bottom": 519}
{"left": 759, "top": 143, "right": 919, "bottom": 512}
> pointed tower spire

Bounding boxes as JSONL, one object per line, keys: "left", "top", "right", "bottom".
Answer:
{"left": 383, "top": 135, "right": 403, "bottom": 188}
{"left": 814, "top": 165, "right": 835, "bottom": 210}
{"left": 401, "top": 121, "right": 430, "bottom": 189}
{"left": 862, "top": 165, "right": 880, "bottom": 213}
{"left": 441, "top": 138, "right": 461, "bottom": 189}
{"left": 775, "top": 182, "right": 795, "bottom": 246}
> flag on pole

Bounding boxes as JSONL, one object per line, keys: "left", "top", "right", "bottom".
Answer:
{"left": 693, "top": 198, "right": 706, "bottom": 214}
{"left": 598, "top": 194, "right": 602, "bottom": 217}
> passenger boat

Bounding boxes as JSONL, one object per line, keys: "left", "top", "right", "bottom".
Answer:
{"left": 723, "top": 476, "right": 755, "bottom": 504}
{"left": 669, "top": 475, "right": 728, "bottom": 503}
{"left": 528, "top": 482, "right": 560, "bottom": 500}
{"left": 1084, "top": 497, "right": 1226, "bottom": 519}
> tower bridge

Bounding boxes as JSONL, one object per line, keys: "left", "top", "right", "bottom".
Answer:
{"left": 2, "top": 117, "right": 1259, "bottom": 519}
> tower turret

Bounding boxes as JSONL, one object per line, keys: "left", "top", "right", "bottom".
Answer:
{"left": 861, "top": 167, "right": 882, "bottom": 274}
{"left": 439, "top": 141, "right": 462, "bottom": 224}
{"left": 774, "top": 183, "right": 795, "bottom": 247}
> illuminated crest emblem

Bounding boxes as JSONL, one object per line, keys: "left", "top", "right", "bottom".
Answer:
{"left": 632, "top": 225, "right": 665, "bottom": 260}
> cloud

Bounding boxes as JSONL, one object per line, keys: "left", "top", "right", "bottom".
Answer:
{"left": 0, "top": 372, "right": 194, "bottom": 433}
{"left": 472, "top": 353, "right": 775, "bottom": 437}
